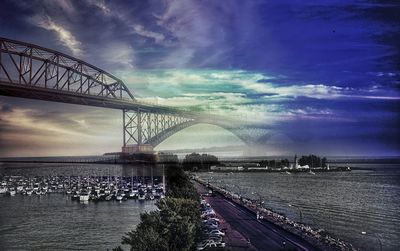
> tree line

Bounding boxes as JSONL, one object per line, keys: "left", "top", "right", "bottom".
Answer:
{"left": 182, "top": 152, "right": 219, "bottom": 171}
{"left": 259, "top": 159, "right": 290, "bottom": 168}
{"left": 298, "top": 155, "right": 327, "bottom": 168}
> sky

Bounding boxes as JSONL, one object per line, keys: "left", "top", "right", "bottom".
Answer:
{"left": 0, "top": 0, "right": 399, "bottom": 157}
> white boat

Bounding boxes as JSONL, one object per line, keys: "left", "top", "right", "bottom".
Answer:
{"left": 8, "top": 188, "right": 16, "bottom": 196}
{"left": 80, "top": 194, "right": 89, "bottom": 202}
{"left": 309, "top": 170, "right": 316, "bottom": 175}
{"left": 16, "top": 185, "right": 24, "bottom": 192}
{"left": 138, "top": 193, "right": 146, "bottom": 201}
{"left": 116, "top": 195, "right": 123, "bottom": 202}
{"left": 0, "top": 186, "right": 7, "bottom": 194}
{"left": 129, "top": 191, "right": 137, "bottom": 199}
{"left": 79, "top": 191, "right": 89, "bottom": 202}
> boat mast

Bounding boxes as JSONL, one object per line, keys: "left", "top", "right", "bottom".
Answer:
{"left": 131, "top": 168, "right": 134, "bottom": 188}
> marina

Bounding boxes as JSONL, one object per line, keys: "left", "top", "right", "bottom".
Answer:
{"left": 0, "top": 175, "right": 165, "bottom": 203}
{"left": 0, "top": 162, "right": 163, "bottom": 250}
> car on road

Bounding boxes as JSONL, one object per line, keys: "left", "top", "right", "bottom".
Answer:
{"left": 205, "top": 229, "right": 225, "bottom": 236}
{"left": 203, "top": 219, "right": 220, "bottom": 225}
{"left": 203, "top": 222, "right": 219, "bottom": 228}
{"left": 204, "top": 217, "right": 220, "bottom": 223}
{"left": 204, "top": 236, "right": 223, "bottom": 242}
{"left": 196, "top": 240, "right": 226, "bottom": 250}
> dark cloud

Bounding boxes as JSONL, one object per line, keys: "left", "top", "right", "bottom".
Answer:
{"left": 0, "top": 0, "right": 399, "bottom": 156}
{"left": 0, "top": 104, "right": 13, "bottom": 113}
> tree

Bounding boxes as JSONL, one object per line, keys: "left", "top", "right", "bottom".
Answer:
{"left": 157, "top": 198, "right": 201, "bottom": 251}
{"left": 298, "top": 155, "right": 326, "bottom": 167}
{"left": 280, "top": 159, "right": 290, "bottom": 168}
{"left": 182, "top": 153, "right": 219, "bottom": 171}
{"left": 321, "top": 157, "right": 327, "bottom": 167}
{"left": 116, "top": 165, "right": 202, "bottom": 251}
{"left": 121, "top": 198, "right": 201, "bottom": 251}
{"left": 166, "top": 164, "right": 199, "bottom": 201}
{"left": 122, "top": 211, "right": 167, "bottom": 251}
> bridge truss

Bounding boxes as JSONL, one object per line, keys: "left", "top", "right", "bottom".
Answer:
{"left": 0, "top": 37, "right": 267, "bottom": 153}
{"left": 0, "top": 37, "right": 134, "bottom": 103}
{"left": 123, "top": 109, "right": 194, "bottom": 150}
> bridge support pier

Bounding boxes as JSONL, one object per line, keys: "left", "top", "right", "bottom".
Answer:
{"left": 122, "top": 144, "right": 154, "bottom": 154}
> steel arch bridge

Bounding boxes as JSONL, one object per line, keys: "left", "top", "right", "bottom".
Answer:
{"left": 0, "top": 37, "right": 267, "bottom": 152}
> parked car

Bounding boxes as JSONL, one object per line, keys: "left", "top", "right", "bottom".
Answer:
{"left": 206, "top": 229, "right": 225, "bottom": 236}
{"left": 203, "top": 219, "right": 220, "bottom": 225}
{"left": 204, "top": 236, "right": 223, "bottom": 242}
{"left": 196, "top": 240, "right": 226, "bottom": 250}
{"left": 204, "top": 217, "right": 220, "bottom": 223}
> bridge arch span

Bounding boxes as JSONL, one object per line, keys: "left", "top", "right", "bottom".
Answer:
{"left": 146, "top": 121, "right": 252, "bottom": 147}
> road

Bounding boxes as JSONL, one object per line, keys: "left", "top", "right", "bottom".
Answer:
{"left": 196, "top": 182, "right": 321, "bottom": 251}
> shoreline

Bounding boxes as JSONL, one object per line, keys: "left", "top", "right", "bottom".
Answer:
{"left": 194, "top": 176, "right": 357, "bottom": 251}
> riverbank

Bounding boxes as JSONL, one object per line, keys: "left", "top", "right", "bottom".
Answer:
{"left": 194, "top": 176, "right": 357, "bottom": 251}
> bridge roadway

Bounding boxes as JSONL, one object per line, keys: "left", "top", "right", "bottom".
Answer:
{"left": 0, "top": 80, "right": 193, "bottom": 116}
{"left": 196, "top": 182, "right": 321, "bottom": 251}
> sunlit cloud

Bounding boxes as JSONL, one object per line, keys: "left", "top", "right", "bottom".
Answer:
{"left": 0, "top": 104, "right": 122, "bottom": 156}
{"left": 120, "top": 69, "right": 396, "bottom": 101}
{"left": 86, "top": 0, "right": 111, "bottom": 15}
{"left": 100, "top": 42, "right": 135, "bottom": 69}
{"left": 132, "top": 24, "right": 165, "bottom": 44}
{"left": 33, "top": 15, "right": 82, "bottom": 57}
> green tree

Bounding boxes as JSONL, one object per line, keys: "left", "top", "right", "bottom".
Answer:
{"left": 122, "top": 211, "right": 167, "bottom": 251}
{"left": 299, "top": 155, "right": 326, "bottom": 167}
{"left": 182, "top": 152, "right": 219, "bottom": 171}
{"left": 116, "top": 165, "right": 202, "bottom": 251}
{"left": 321, "top": 157, "right": 327, "bottom": 167}
{"left": 121, "top": 198, "right": 200, "bottom": 251}
{"left": 166, "top": 164, "right": 199, "bottom": 201}
{"left": 158, "top": 198, "right": 201, "bottom": 251}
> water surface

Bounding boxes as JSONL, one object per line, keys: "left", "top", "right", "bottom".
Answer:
{"left": 197, "top": 165, "right": 400, "bottom": 251}
{"left": 0, "top": 162, "right": 158, "bottom": 250}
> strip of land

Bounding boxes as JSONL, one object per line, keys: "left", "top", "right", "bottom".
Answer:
{"left": 195, "top": 181, "right": 320, "bottom": 251}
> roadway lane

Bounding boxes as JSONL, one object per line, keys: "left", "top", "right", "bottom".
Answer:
{"left": 196, "top": 182, "right": 320, "bottom": 251}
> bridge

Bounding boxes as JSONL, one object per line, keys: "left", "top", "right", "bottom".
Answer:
{"left": 0, "top": 37, "right": 266, "bottom": 153}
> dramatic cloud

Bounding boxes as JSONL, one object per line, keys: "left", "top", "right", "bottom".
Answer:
{"left": 99, "top": 42, "right": 135, "bottom": 69}
{"left": 0, "top": 0, "right": 399, "bottom": 156}
{"left": 33, "top": 15, "right": 82, "bottom": 57}
{"left": 0, "top": 101, "right": 122, "bottom": 157}
{"left": 132, "top": 24, "right": 165, "bottom": 44}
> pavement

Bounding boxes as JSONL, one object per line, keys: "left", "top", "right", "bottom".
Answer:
{"left": 195, "top": 181, "right": 321, "bottom": 251}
